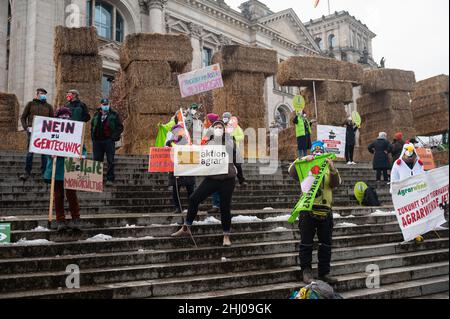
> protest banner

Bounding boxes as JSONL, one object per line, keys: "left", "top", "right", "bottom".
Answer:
{"left": 64, "top": 158, "right": 103, "bottom": 193}
{"left": 0, "top": 224, "right": 10, "bottom": 244}
{"left": 178, "top": 64, "right": 224, "bottom": 98}
{"left": 317, "top": 125, "right": 346, "bottom": 158}
{"left": 29, "top": 116, "right": 85, "bottom": 158}
{"left": 174, "top": 145, "right": 228, "bottom": 177}
{"left": 416, "top": 148, "right": 436, "bottom": 171}
{"left": 149, "top": 147, "right": 174, "bottom": 173}
{"left": 391, "top": 165, "right": 449, "bottom": 242}
{"left": 288, "top": 153, "right": 336, "bottom": 223}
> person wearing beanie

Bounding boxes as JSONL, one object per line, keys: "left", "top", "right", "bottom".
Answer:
{"left": 65, "top": 89, "right": 91, "bottom": 123}
{"left": 42, "top": 107, "right": 83, "bottom": 232}
{"left": 368, "top": 132, "right": 393, "bottom": 183}
{"left": 91, "top": 98, "right": 124, "bottom": 186}
{"left": 391, "top": 132, "right": 405, "bottom": 168}
{"left": 19, "top": 88, "right": 54, "bottom": 181}
{"left": 343, "top": 117, "right": 358, "bottom": 165}
{"left": 201, "top": 113, "right": 220, "bottom": 145}
{"left": 172, "top": 120, "right": 241, "bottom": 247}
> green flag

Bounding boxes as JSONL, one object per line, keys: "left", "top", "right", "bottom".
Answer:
{"left": 155, "top": 119, "right": 176, "bottom": 148}
{"left": 288, "top": 153, "right": 336, "bottom": 224}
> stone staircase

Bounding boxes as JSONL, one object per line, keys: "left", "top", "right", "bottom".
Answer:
{"left": 0, "top": 151, "right": 448, "bottom": 299}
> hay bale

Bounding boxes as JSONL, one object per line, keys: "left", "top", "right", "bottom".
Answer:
{"left": 54, "top": 81, "right": 102, "bottom": 113}
{"left": 212, "top": 45, "right": 278, "bottom": 76}
{"left": 55, "top": 55, "right": 103, "bottom": 83}
{"left": 120, "top": 33, "right": 193, "bottom": 70}
{"left": 128, "top": 88, "right": 184, "bottom": 115}
{"left": 0, "top": 92, "right": 20, "bottom": 129}
{"left": 109, "top": 71, "right": 129, "bottom": 122}
{"left": 362, "top": 69, "right": 416, "bottom": 93}
{"left": 411, "top": 74, "right": 449, "bottom": 100}
{"left": 54, "top": 26, "right": 98, "bottom": 56}
{"left": 411, "top": 92, "right": 449, "bottom": 117}
{"left": 277, "top": 56, "right": 363, "bottom": 86}
{"left": 414, "top": 113, "right": 449, "bottom": 136}
{"left": 0, "top": 131, "right": 28, "bottom": 151}
{"left": 357, "top": 91, "right": 412, "bottom": 116}
{"left": 125, "top": 61, "right": 172, "bottom": 88}
{"left": 316, "top": 81, "right": 353, "bottom": 103}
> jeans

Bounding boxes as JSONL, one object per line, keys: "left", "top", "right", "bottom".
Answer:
{"left": 25, "top": 132, "right": 47, "bottom": 175}
{"left": 186, "top": 178, "right": 236, "bottom": 234}
{"left": 376, "top": 169, "right": 389, "bottom": 181}
{"left": 298, "top": 212, "right": 334, "bottom": 276}
{"left": 172, "top": 180, "right": 195, "bottom": 212}
{"left": 345, "top": 144, "right": 355, "bottom": 162}
{"left": 54, "top": 181, "right": 80, "bottom": 222}
{"left": 93, "top": 139, "right": 116, "bottom": 182}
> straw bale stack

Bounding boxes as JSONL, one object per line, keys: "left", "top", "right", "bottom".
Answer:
{"left": 361, "top": 69, "right": 416, "bottom": 94}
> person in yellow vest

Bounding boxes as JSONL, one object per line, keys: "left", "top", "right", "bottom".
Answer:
{"left": 293, "top": 110, "right": 313, "bottom": 158}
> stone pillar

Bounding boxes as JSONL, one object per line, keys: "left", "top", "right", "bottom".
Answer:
{"left": 148, "top": 0, "right": 167, "bottom": 33}
{"left": 188, "top": 23, "right": 203, "bottom": 70}
{"left": 139, "top": 0, "right": 151, "bottom": 32}
{"left": 0, "top": 0, "right": 8, "bottom": 92}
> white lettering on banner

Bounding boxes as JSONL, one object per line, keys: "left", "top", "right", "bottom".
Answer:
{"left": 174, "top": 145, "right": 229, "bottom": 177}
{"left": 391, "top": 165, "right": 449, "bottom": 242}
{"left": 178, "top": 64, "right": 224, "bottom": 98}
{"left": 29, "top": 116, "right": 85, "bottom": 158}
{"left": 317, "top": 125, "right": 346, "bottom": 159}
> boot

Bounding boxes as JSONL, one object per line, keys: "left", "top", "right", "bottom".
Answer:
{"left": 302, "top": 268, "right": 314, "bottom": 284}
{"left": 319, "top": 273, "right": 338, "bottom": 285}
{"left": 67, "top": 218, "right": 82, "bottom": 231}
{"left": 171, "top": 226, "right": 190, "bottom": 237}
{"left": 19, "top": 173, "right": 30, "bottom": 181}
{"left": 223, "top": 235, "right": 232, "bottom": 247}
{"left": 56, "top": 220, "right": 68, "bottom": 232}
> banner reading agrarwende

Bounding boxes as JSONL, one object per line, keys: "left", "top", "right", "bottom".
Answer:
{"left": 64, "top": 158, "right": 103, "bottom": 193}
{"left": 174, "top": 145, "right": 228, "bottom": 177}
{"left": 391, "top": 165, "right": 449, "bottom": 242}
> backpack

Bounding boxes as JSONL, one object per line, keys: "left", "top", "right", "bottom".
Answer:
{"left": 290, "top": 280, "right": 343, "bottom": 299}
{"left": 362, "top": 186, "right": 381, "bottom": 206}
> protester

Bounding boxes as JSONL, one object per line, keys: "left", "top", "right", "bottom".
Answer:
{"left": 223, "top": 112, "right": 247, "bottom": 186}
{"left": 390, "top": 132, "right": 405, "bottom": 168}
{"left": 65, "top": 89, "right": 91, "bottom": 123}
{"left": 91, "top": 98, "right": 124, "bottom": 186}
{"left": 344, "top": 117, "right": 358, "bottom": 165}
{"left": 172, "top": 120, "right": 240, "bottom": 247}
{"left": 288, "top": 141, "right": 342, "bottom": 284}
{"left": 293, "top": 110, "right": 313, "bottom": 158}
{"left": 390, "top": 143, "right": 425, "bottom": 243}
{"left": 368, "top": 132, "right": 392, "bottom": 183}
{"left": 165, "top": 123, "right": 195, "bottom": 216}
{"left": 19, "top": 88, "right": 54, "bottom": 181}
{"left": 184, "top": 103, "right": 203, "bottom": 144}
{"left": 201, "top": 113, "right": 219, "bottom": 145}
{"left": 43, "top": 107, "right": 82, "bottom": 232}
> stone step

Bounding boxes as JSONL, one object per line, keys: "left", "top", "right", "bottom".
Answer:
{"left": 412, "top": 291, "right": 449, "bottom": 299}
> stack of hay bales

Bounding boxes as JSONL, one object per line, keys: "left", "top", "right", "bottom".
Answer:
{"left": 53, "top": 26, "right": 102, "bottom": 112}
{"left": 0, "top": 93, "right": 27, "bottom": 151}
{"left": 113, "top": 33, "right": 194, "bottom": 154}
{"left": 411, "top": 74, "right": 449, "bottom": 136}
{"left": 212, "top": 45, "right": 278, "bottom": 132}
{"left": 278, "top": 126, "right": 297, "bottom": 161}
{"left": 357, "top": 69, "right": 416, "bottom": 148}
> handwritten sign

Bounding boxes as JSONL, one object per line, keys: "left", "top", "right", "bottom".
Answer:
{"left": 149, "top": 147, "right": 174, "bottom": 173}
{"left": 29, "top": 116, "right": 84, "bottom": 158}
{"left": 64, "top": 158, "right": 103, "bottom": 193}
{"left": 178, "top": 64, "right": 224, "bottom": 98}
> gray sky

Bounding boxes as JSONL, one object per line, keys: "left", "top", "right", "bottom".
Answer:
{"left": 226, "top": 0, "right": 449, "bottom": 81}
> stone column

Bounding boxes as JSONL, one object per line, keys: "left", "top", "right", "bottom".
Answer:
{"left": 188, "top": 23, "right": 203, "bottom": 70}
{"left": 0, "top": 0, "right": 8, "bottom": 92}
{"left": 139, "top": 0, "right": 151, "bottom": 32}
{"left": 148, "top": 0, "right": 167, "bottom": 33}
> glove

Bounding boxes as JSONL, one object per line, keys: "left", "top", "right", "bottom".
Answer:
{"left": 293, "top": 116, "right": 298, "bottom": 125}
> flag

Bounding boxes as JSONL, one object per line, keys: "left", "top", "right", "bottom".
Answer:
{"left": 314, "top": 0, "right": 320, "bottom": 8}
{"left": 154, "top": 119, "right": 176, "bottom": 147}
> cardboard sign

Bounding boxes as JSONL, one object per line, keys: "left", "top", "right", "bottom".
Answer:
{"left": 0, "top": 224, "right": 11, "bottom": 244}
{"left": 416, "top": 148, "right": 436, "bottom": 171}
{"left": 317, "top": 125, "right": 346, "bottom": 159}
{"left": 29, "top": 116, "right": 85, "bottom": 158}
{"left": 391, "top": 166, "right": 448, "bottom": 242}
{"left": 149, "top": 147, "right": 174, "bottom": 173}
{"left": 178, "top": 64, "right": 224, "bottom": 98}
{"left": 174, "top": 145, "right": 228, "bottom": 177}
{"left": 64, "top": 158, "right": 103, "bottom": 193}
{"left": 293, "top": 95, "right": 305, "bottom": 113}
{"left": 352, "top": 111, "right": 361, "bottom": 128}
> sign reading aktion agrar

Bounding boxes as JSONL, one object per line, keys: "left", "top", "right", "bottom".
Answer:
{"left": 174, "top": 145, "right": 229, "bottom": 177}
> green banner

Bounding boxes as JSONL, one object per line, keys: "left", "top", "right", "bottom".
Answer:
{"left": 0, "top": 223, "right": 11, "bottom": 244}
{"left": 155, "top": 119, "right": 176, "bottom": 148}
{"left": 288, "top": 153, "right": 336, "bottom": 224}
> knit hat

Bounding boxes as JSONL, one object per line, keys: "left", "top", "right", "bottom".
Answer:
{"left": 67, "top": 89, "right": 80, "bottom": 96}
{"left": 207, "top": 113, "right": 219, "bottom": 122}
{"left": 36, "top": 88, "right": 48, "bottom": 94}
{"left": 394, "top": 132, "right": 403, "bottom": 140}
{"left": 55, "top": 107, "right": 72, "bottom": 118}
{"left": 223, "top": 112, "right": 232, "bottom": 120}
{"left": 378, "top": 132, "right": 387, "bottom": 139}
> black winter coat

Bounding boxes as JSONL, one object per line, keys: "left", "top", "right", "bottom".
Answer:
{"left": 391, "top": 139, "right": 404, "bottom": 163}
{"left": 368, "top": 138, "right": 392, "bottom": 170}
{"left": 345, "top": 123, "right": 358, "bottom": 146}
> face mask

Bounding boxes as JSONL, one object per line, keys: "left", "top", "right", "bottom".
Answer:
{"left": 214, "top": 128, "right": 224, "bottom": 137}
{"left": 101, "top": 105, "right": 110, "bottom": 112}
{"left": 66, "top": 95, "right": 74, "bottom": 102}
{"left": 39, "top": 95, "right": 47, "bottom": 102}
{"left": 223, "top": 118, "right": 230, "bottom": 124}
{"left": 191, "top": 109, "right": 197, "bottom": 115}
{"left": 303, "top": 113, "right": 307, "bottom": 118}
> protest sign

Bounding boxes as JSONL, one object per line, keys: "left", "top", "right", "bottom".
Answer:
{"left": 178, "top": 64, "right": 224, "bottom": 98}
{"left": 391, "top": 165, "right": 449, "bottom": 242}
{"left": 64, "top": 158, "right": 103, "bottom": 193}
{"left": 174, "top": 145, "right": 228, "bottom": 177}
{"left": 317, "top": 125, "right": 346, "bottom": 158}
{"left": 149, "top": 147, "right": 174, "bottom": 173}
{"left": 416, "top": 148, "right": 436, "bottom": 171}
{"left": 29, "top": 116, "right": 85, "bottom": 158}
{"left": 0, "top": 224, "right": 10, "bottom": 244}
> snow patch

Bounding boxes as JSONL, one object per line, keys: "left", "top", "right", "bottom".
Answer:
{"left": 370, "top": 210, "right": 396, "bottom": 216}
{"left": 335, "top": 222, "right": 358, "bottom": 227}
{"left": 271, "top": 227, "right": 288, "bottom": 232}
{"left": 333, "top": 213, "right": 341, "bottom": 218}
{"left": 344, "top": 215, "right": 356, "bottom": 218}
{"left": 264, "top": 215, "right": 291, "bottom": 222}
{"left": 232, "top": 215, "right": 262, "bottom": 223}
{"left": 193, "top": 216, "right": 221, "bottom": 225}
{"left": 263, "top": 207, "right": 274, "bottom": 211}
{"left": 32, "top": 226, "right": 51, "bottom": 232}
{"left": 16, "top": 238, "right": 52, "bottom": 245}
{"left": 86, "top": 234, "right": 113, "bottom": 242}
{"left": 124, "top": 224, "right": 137, "bottom": 228}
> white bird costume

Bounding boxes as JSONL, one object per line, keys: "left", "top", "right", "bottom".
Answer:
{"left": 390, "top": 143, "right": 425, "bottom": 194}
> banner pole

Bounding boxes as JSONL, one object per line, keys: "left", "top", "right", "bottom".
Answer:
{"left": 313, "top": 81, "right": 319, "bottom": 120}
{"left": 79, "top": 123, "right": 86, "bottom": 159}
{"left": 48, "top": 157, "right": 57, "bottom": 229}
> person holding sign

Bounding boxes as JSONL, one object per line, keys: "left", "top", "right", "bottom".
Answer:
{"left": 172, "top": 121, "right": 240, "bottom": 247}
{"left": 91, "top": 98, "right": 124, "bottom": 186}
{"left": 343, "top": 117, "right": 358, "bottom": 165}
{"left": 288, "top": 141, "right": 342, "bottom": 285}
{"left": 293, "top": 111, "right": 314, "bottom": 159}
{"left": 19, "top": 88, "right": 54, "bottom": 181}
{"left": 43, "top": 107, "right": 82, "bottom": 232}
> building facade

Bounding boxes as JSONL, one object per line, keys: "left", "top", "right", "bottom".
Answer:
{"left": 0, "top": 0, "right": 377, "bottom": 129}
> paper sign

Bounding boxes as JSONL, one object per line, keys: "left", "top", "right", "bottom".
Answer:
{"left": 317, "top": 125, "right": 346, "bottom": 159}
{"left": 416, "top": 148, "right": 436, "bottom": 171}
{"left": 178, "top": 64, "right": 224, "bottom": 98}
{"left": 174, "top": 145, "right": 228, "bottom": 176}
{"left": 0, "top": 224, "right": 11, "bottom": 244}
{"left": 149, "top": 147, "right": 174, "bottom": 173}
{"left": 29, "top": 116, "right": 85, "bottom": 158}
{"left": 64, "top": 158, "right": 103, "bottom": 193}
